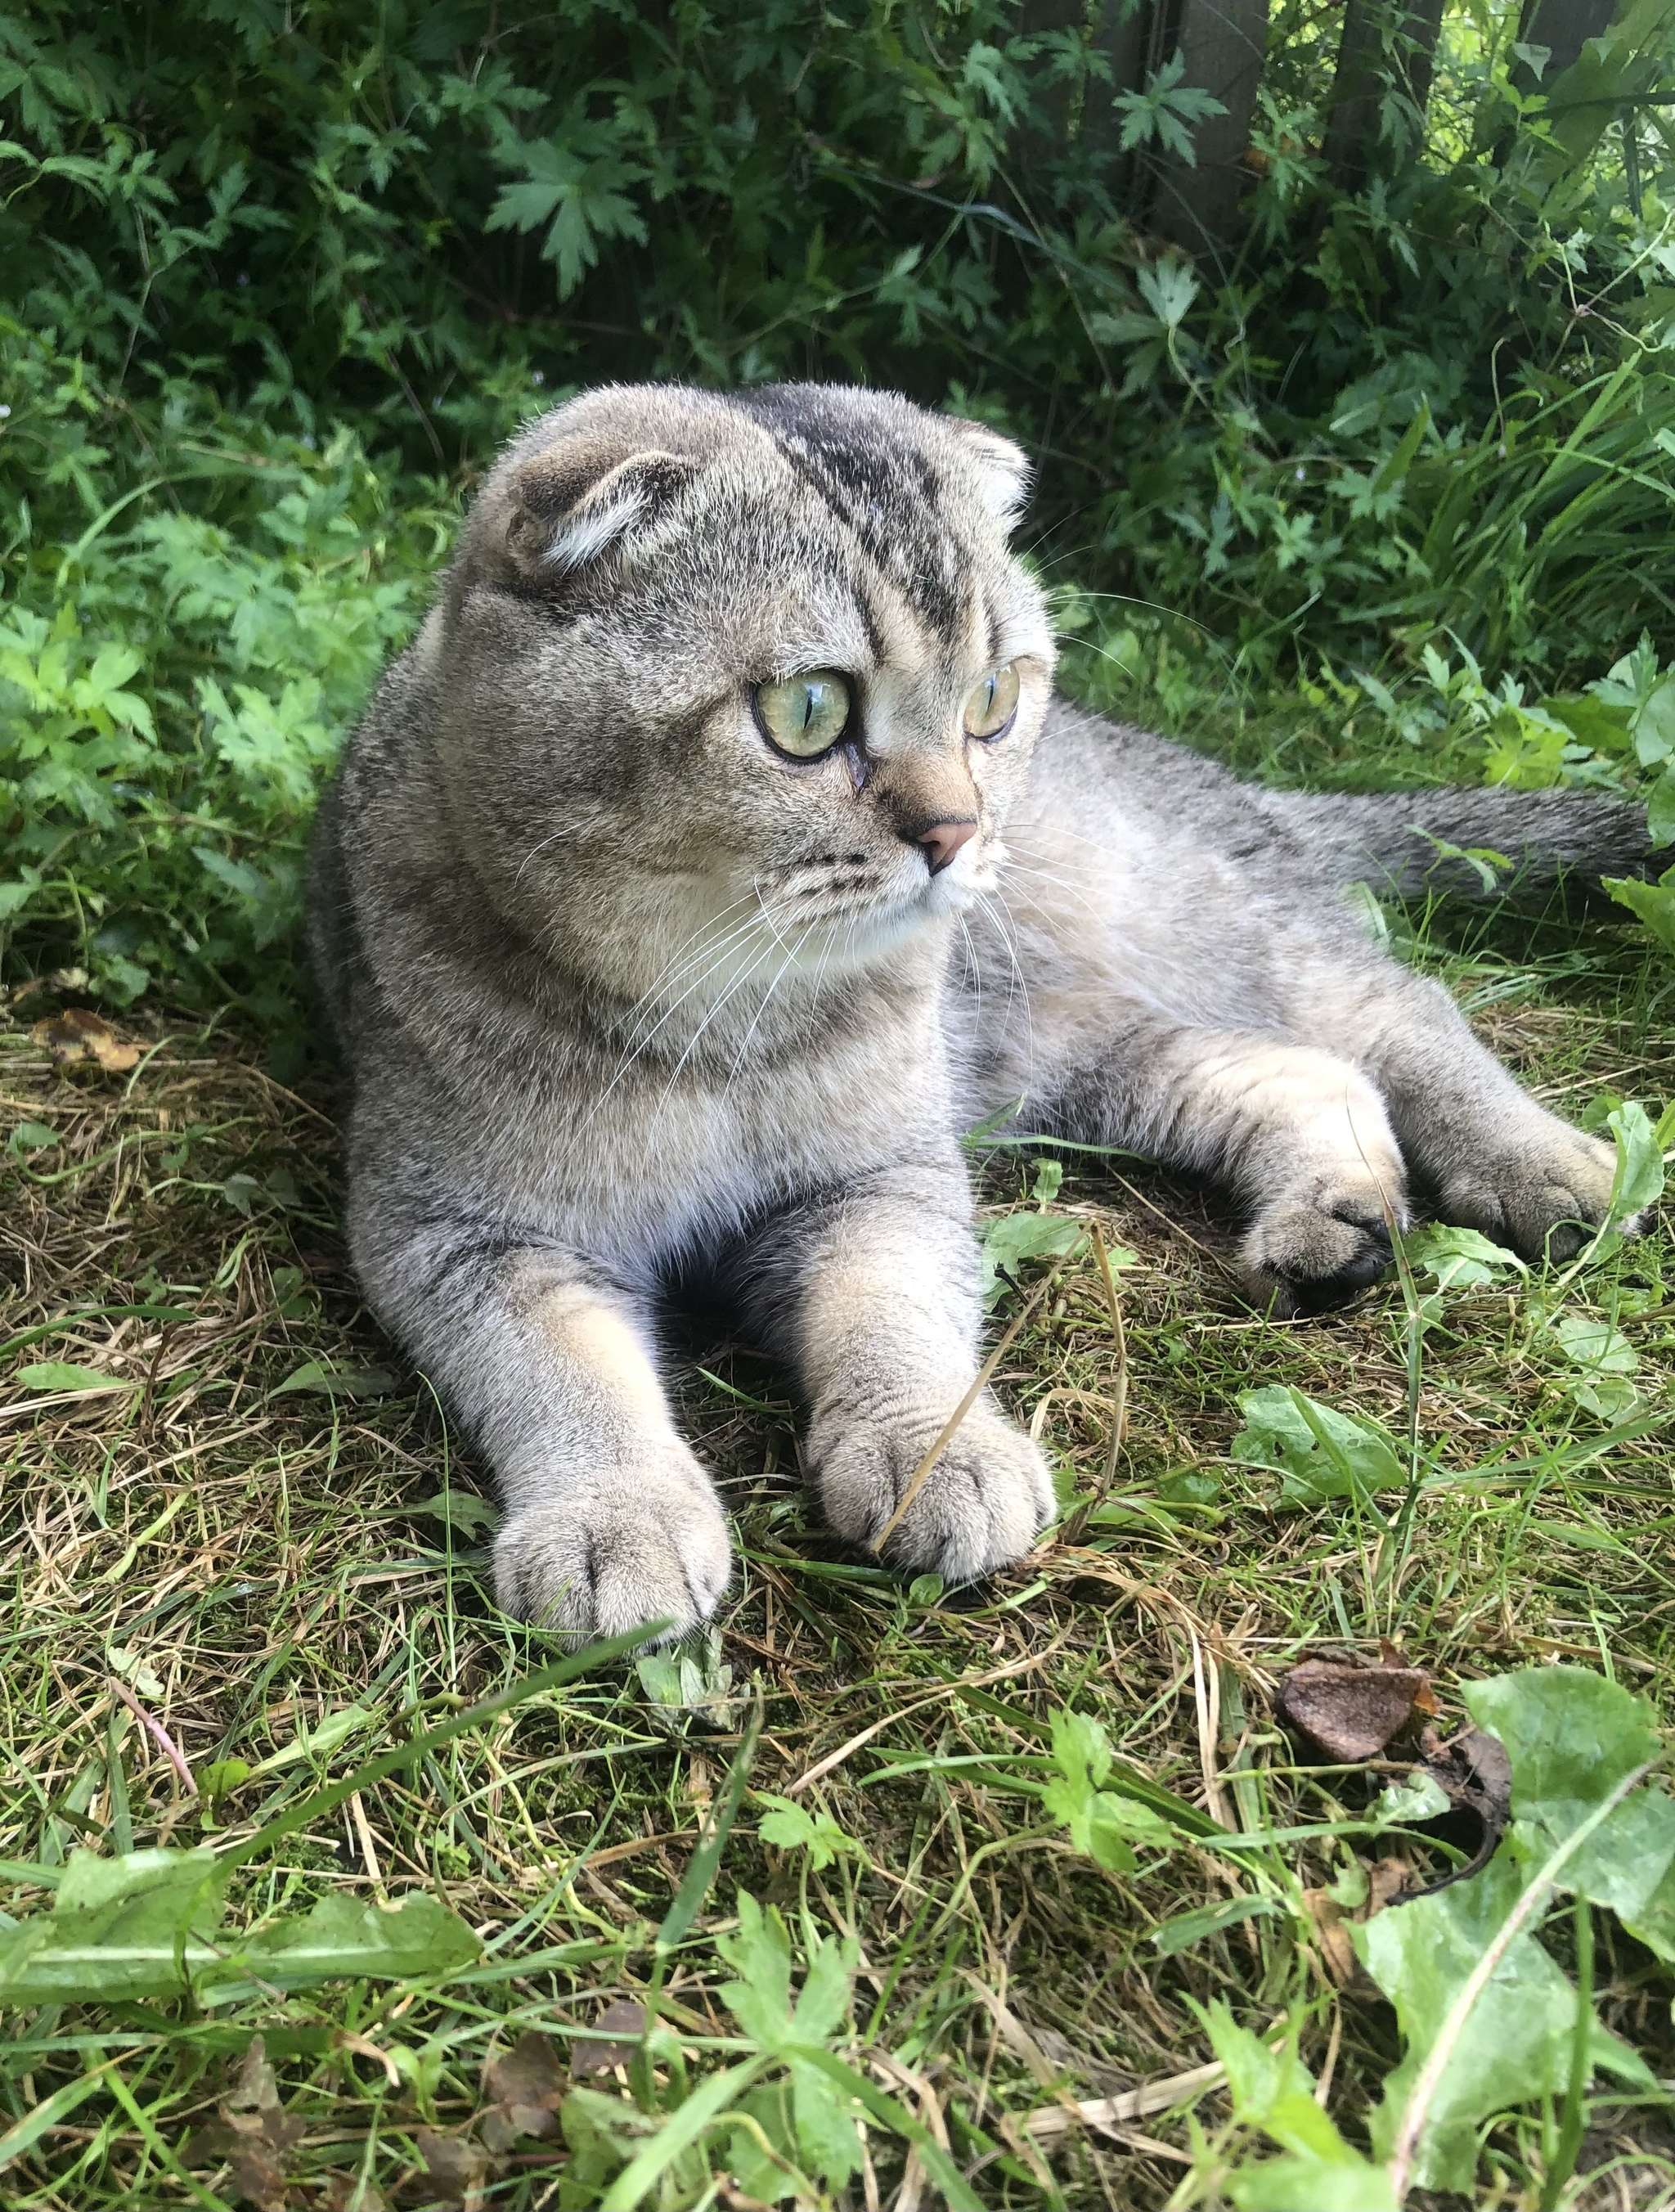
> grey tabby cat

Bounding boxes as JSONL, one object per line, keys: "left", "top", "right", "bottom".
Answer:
{"left": 308, "top": 381, "right": 1649, "bottom": 1639}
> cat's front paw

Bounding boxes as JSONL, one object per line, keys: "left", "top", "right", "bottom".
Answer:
{"left": 810, "top": 1396, "right": 1053, "bottom": 1585}
{"left": 1432, "top": 1114, "right": 1626, "bottom": 1261}
{"left": 493, "top": 1449, "right": 733, "bottom": 1643}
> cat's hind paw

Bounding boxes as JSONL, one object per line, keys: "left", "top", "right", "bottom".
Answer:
{"left": 1238, "top": 1190, "right": 1395, "bottom": 1319}
{"left": 1430, "top": 1117, "right": 1626, "bottom": 1262}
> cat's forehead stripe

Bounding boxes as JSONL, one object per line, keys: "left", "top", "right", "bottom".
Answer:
{"left": 730, "top": 390, "right": 972, "bottom": 644}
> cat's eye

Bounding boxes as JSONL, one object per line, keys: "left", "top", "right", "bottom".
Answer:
{"left": 963, "top": 663, "right": 1021, "bottom": 740}
{"left": 754, "top": 670, "right": 853, "bottom": 758}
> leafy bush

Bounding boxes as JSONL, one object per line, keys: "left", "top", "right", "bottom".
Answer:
{"left": 3, "top": 0, "right": 1673, "bottom": 1022}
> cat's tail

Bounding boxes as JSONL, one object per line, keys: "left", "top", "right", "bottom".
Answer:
{"left": 1263, "top": 785, "right": 1654, "bottom": 898}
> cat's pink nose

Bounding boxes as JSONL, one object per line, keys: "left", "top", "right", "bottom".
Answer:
{"left": 918, "top": 818, "right": 977, "bottom": 874}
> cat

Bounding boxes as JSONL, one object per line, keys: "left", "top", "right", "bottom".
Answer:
{"left": 308, "top": 380, "right": 1650, "bottom": 1640}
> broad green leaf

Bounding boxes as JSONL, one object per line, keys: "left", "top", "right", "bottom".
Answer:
{"left": 1198, "top": 2001, "right": 1388, "bottom": 2207}
{"left": 1545, "top": 692, "right": 1632, "bottom": 755}
{"left": 755, "top": 1795, "right": 865, "bottom": 1873}
{"left": 1547, "top": 1311, "right": 1638, "bottom": 1376}
{"left": 1621, "top": 1854, "right": 1675, "bottom": 1965}
{"left": 560, "top": 2083, "right": 665, "bottom": 2201}
{"left": 1647, "top": 760, "right": 1675, "bottom": 847}
{"left": 636, "top": 1627, "right": 744, "bottom": 1731}
{"left": 1228, "top": 2151, "right": 1399, "bottom": 2211}
{"left": 716, "top": 1895, "right": 857, "bottom": 2058}
{"left": 1605, "top": 1099, "right": 1667, "bottom": 1222}
{"left": 1402, "top": 1224, "right": 1525, "bottom": 1290}
{"left": 1463, "top": 1666, "right": 1675, "bottom": 1918}
{"left": 1633, "top": 673, "right": 1675, "bottom": 766}
{"left": 787, "top": 2054, "right": 862, "bottom": 2189}
{"left": 789, "top": 1932, "right": 857, "bottom": 2048}
{"left": 410, "top": 1489, "right": 496, "bottom": 1536}
{"left": 255, "top": 1703, "right": 375, "bottom": 1775}
{"left": 199, "top": 1890, "right": 480, "bottom": 2002}
{"left": 15, "top": 1362, "right": 131, "bottom": 1394}
{"left": 1372, "top": 1771, "right": 1453, "bottom": 1825}
{"left": 728, "top": 2077, "right": 821, "bottom": 2202}
{"left": 1604, "top": 865, "right": 1675, "bottom": 955}
{"left": 0, "top": 1847, "right": 226, "bottom": 2003}
{"left": 197, "top": 1758, "right": 251, "bottom": 1800}
{"left": 1359, "top": 1850, "right": 1652, "bottom": 2193}
{"left": 779, "top": 2045, "right": 984, "bottom": 2210}
{"left": 977, "top": 1210, "right": 1090, "bottom": 1306}
{"left": 1049, "top": 1706, "right": 1111, "bottom": 1792}
{"left": 716, "top": 1893, "right": 795, "bottom": 2050}
{"left": 106, "top": 1643, "right": 164, "bottom": 1699}
{"left": 1230, "top": 1386, "right": 1403, "bottom": 1506}
{"left": 270, "top": 1360, "right": 398, "bottom": 1399}
{"left": 1043, "top": 1708, "right": 1173, "bottom": 1869}
{"left": 0, "top": 1847, "right": 480, "bottom": 2006}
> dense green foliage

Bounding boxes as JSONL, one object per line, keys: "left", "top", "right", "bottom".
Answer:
{"left": 3, "top": 0, "right": 1675, "bottom": 1028}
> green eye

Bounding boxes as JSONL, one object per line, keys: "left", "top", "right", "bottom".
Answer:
{"left": 963, "top": 663, "right": 1020, "bottom": 740}
{"left": 753, "top": 670, "right": 852, "bottom": 758}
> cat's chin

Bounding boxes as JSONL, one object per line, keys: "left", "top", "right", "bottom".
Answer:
{"left": 920, "top": 867, "right": 986, "bottom": 919}
{"left": 784, "top": 889, "right": 958, "bottom": 979}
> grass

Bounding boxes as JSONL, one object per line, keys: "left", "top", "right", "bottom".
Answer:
{"left": 2, "top": 887, "right": 1674, "bottom": 2210}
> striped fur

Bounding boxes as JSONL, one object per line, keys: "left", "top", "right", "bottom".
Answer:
{"left": 309, "top": 381, "right": 1650, "bottom": 1639}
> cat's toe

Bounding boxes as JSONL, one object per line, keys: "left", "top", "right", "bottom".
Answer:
{"left": 493, "top": 1455, "right": 732, "bottom": 1643}
{"left": 1240, "top": 1198, "right": 1394, "bottom": 1319}
{"left": 811, "top": 1400, "right": 1052, "bottom": 1585}
{"left": 1432, "top": 1120, "right": 1623, "bottom": 1261}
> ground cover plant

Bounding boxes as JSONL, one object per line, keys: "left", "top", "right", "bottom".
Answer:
{"left": 6, "top": 0, "right": 1675, "bottom": 2204}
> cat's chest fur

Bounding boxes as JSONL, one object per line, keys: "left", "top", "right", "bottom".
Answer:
{"left": 375, "top": 979, "right": 954, "bottom": 1277}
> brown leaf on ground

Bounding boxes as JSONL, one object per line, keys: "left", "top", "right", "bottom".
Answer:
{"left": 32, "top": 1007, "right": 141, "bottom": 1072}
{"left": 1300, "top": 1887, "right": 1360, "bottom": 1987}
{"left": 479, "top": 2028, "right": 568, "bottom": 2153}
{"left": 1275, "top": 1654, "right": 1430, "bottom": 1761}
{"left": 571, "top": 1997, "right": 648, "bottom": 2082}
{"left": 1366, "top": 1854, "right": 1415, "bottom": 1913}
{"left": 1305, "top": 1850, "right": 1417, "bottom": 1985}
{"left": 1403, "top": 1724, "right": 1513, "bottom": 1898}
{"left": 415, "top": 2129, "right": 492, "bottom": 2210}
{"left": 227, "top": 2036, "right": 281, "bottom": 2114}
{"left": 184, "top": 2039, "right": 306, "bottom": 2210}
{"left": 322, "top": 2177, "right": 388, "bottom": 2212}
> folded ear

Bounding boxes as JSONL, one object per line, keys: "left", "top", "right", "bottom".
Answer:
{"left": 945, "top": 417, "right": 1031, "bottom": 529}
{"left": 505, "top": 444, "right": 698, "bottom": 575}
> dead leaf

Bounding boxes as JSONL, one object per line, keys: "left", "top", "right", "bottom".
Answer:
{"left": 1402, "top": 1723, "right": 1512, "bottom": 1899}
{"left": 32, "top": 1007, "right": 141, "bottom": 1072}
{"left": 415, "top": 2129, "right": 491, "bottom": 2210}
{"left": 227, "top": 2034, "right": 281, "bottom": 2114}
{"left": 571, "top": 1997, "right": 648, "bottom": 2083}
{"left": 1301, "top": 1886, "right": 1360, "bottom": 1988}
{"left": 1275, "top": 1653, "right": 1430, "bottom": 1761}
{"left": 184, "top": 2039, "right": 305, "bottom": 2210}
{"left": 1365, "top": 1854, "right": 1415, "bottom": 1913}
{"left": 1028, "top": 2025, "right": 1134, "bottom": 2099}
{"left": 1017, "top": 2057, "right": 1228, "bottom": 2142}
{"left": 479, "top": 2029, "right": 567, "bottom": 2152}
{"left": 323, "top": 2177, "right": 388, "bottom": 2212}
